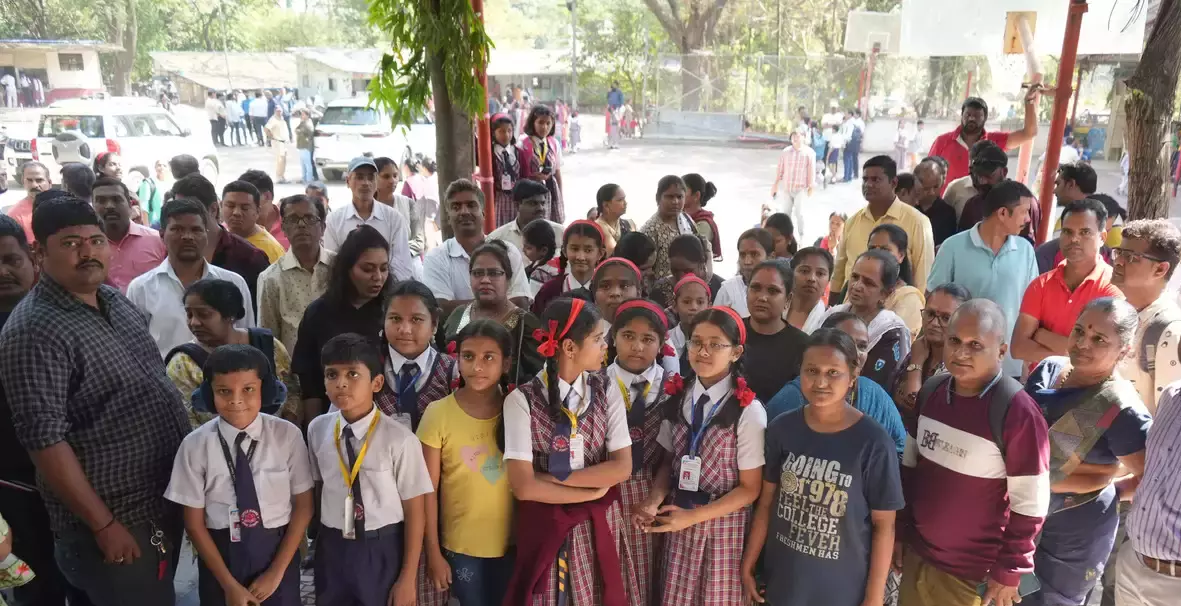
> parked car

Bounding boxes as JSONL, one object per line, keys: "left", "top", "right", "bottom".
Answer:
{"left": 31, "top": 99, "right": 220, "bottom": 184}
{"left": 2, "top": 125, "right": 34, "bottom": 188}
{"left": 313, "top": 96, "right": 435, "bottom": 181}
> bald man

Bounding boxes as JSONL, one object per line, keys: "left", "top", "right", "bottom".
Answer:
{"left": 898, "top": 299, "right": 1051, "bottom": 606}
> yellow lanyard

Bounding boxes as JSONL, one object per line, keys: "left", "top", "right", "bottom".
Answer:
{"left": 334, "top": 414, "right": 380, "bottom": 498}
{"left": 538, "top": 138, "right": 548, "bottom": 167}
{"left": 616, "top": 377, "right": 652, "bottom": 412}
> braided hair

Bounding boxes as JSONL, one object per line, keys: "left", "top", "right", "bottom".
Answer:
{"left": 662, "top": 307, "right": 747, "bottom": 430}
{"left": 539, "top": 298, "right": 603, "bottom": 419}
{"left": 522, "top": 218, "right": 558, "bottom": 279}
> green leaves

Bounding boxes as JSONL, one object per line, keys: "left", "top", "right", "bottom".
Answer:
{"left": 368, "top": 0, "right": 493, "bottom": 129}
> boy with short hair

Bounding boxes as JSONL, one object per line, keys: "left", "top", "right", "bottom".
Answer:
{"left": 307, "top": 333, "right": 431, "bottom": 606}
{"left": 165, "top": 344, "right": 314, "bottom": 606}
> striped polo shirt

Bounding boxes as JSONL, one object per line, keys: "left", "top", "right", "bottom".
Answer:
{"left": 1128, "top": 383, "right": 1181, "bottom": 561}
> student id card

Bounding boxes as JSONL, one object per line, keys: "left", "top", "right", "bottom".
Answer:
{"left": 228, "top": 506, "right": 242, "bottom": 543}
{"left": 569, "top": 435, "right": 585, "bottom": 471}
{"left": 679, "top": 456, "right": 702, "bottom": 492}
{"left": 342, "top": 495, "right": 356, "bottom": 540}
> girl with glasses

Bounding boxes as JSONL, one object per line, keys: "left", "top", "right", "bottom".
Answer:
{"left": 441, "top": 241, "right": 542, "bottom": 386}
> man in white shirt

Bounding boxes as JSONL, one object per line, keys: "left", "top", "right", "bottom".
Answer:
{"left": 248, "top": 91, "right": 269, "bottom": 147}
{"left": 0, "top": 72, "right": 16, "bottom": 108}
{"left": 225, "top": 92, "right": 245, "bottom": 147}
{"left": 487, "top": 178, "right": 563, "bottom": 253}
{"left": 821, "top": 103, "right": 843, "bottom": 129}
{"left": 127, "top": 198, "right": 254, "bottom": 356}
{"left": 204, "top": 91, "right": 225, "bottom": 147}
{"left": 422, "top": 178, "right": 532, "bottom": 316}
{"left": 324, "top": 157, "right": 415, "bottom": 282}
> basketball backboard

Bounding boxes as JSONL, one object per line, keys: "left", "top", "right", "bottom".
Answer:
{"left": 898, "top": 0, "right": 1147, "bottom": 57}
{"left": 844, "top": 11, "right": 902, "bottom": 54}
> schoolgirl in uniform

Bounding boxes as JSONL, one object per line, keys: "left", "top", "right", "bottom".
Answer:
{"left": 594, "top": 257, "right": 680, "bottom": 377}
{"left": 502, "top": 297, "right": 634, "bottom": 606}
{"left": 376, "top": 280, "right": 458, "bottom": 432}
{"left": 165, "top": 345, "right": 313, "bottom": 606}
{"left": 608, "top": 299, "right": 674, "bottom": 605}
{"left": 416, "top": 320, "right": 516, "bottom": 606}
{"left": 522, "top": 218, "right": 560, "bottom": 297}
{"left": 532, "top": 220, "right": 607, "bottom": 313}
{"left": 491, "top": 113, "right": 521, "bottom": 228}
{"left": 637, "top": 306, "right": 768, "bottom": 606}
{"left": 667, "top": 274, "right": 711, "bottom": 377}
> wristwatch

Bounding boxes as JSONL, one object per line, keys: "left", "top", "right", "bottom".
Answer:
{"left": 905, "top": 363, "right": 921, "bottom": 373}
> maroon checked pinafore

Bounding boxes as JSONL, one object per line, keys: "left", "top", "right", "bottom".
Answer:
{"left": 375, "top": 352, "right": 456, "bottom": 431}
{"left": 616, "top": 367, "right": 670, "bottom": 606}
{"left": 517, "top": 372, "right": 627, "bottom": 606}
{"left": 658, "top": 390, "right": 748, "bottom": 606}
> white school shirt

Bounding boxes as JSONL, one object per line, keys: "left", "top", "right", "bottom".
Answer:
{"left": 307, "top": 407, "right": 433, "bottom": 531}
{"left": 667, "top": 325, "right": 686, "bottom": 354}
{"left": 164, "top": 415, "right": 314, "bottom": 529}
{"left": 656, "top": 374, "right": 767, "bottom": 470}
{"left": 385, "top": 345, "right": 436, "bottom": 392}
{"left": 126, "top": 259, "right": 255, "bottom": 356}
{"left": 502, "top": 371, "right": 632, "bottom": 463}
{"left": 713, "top": 275, "right": 749, "bottom": 317}
{"left": 563, "top": 272, "right": 590, "bottom": 293}
{"left": 600, "top": 318, "right": 680, "bottom": 376}
{"left": 323, "top": 201, "right": 415, "bottom": 282}
{"left": 607, "top": 361, "right": 664, "bottom": 408}
{"left": 421, "top": 237, "right": 532, "bottom": 302}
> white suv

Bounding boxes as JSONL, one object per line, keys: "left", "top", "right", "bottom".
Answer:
{"left": 32, "top": 99, "right": 220, "bottom": 183}
{"left": 313, "top": 96, "right": 435, "bottom": 181}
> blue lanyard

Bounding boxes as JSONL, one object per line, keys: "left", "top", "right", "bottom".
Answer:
{"left": 688, "top": 393, "right": 727, "bottom": 458}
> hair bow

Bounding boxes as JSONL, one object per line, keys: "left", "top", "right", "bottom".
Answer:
{"left": 661, "top": 343, "right": 676, "bottom": 358}
{"left": 505, "top": 383, "right": 517, "bottom": 393}
{"left": 663, "top": 373, "right": 684, "bottom": 396}
{"left": 450, "top": 377, "right": 462, "bottom": 391}
{"left": 534, "top": 320, "right": 561, "bottom": 357}
{"left": 734, "top": 377, "right": 755, "bottom": 408}
{"left": 446, "top": 340, "right": 458, "bottom": 359}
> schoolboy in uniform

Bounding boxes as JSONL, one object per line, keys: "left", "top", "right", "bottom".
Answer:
{"left": 165, "top": 344, "right": 314, "bottom": 606}
{"left": 307, "top": 333, "right": 433, "bottom": 606}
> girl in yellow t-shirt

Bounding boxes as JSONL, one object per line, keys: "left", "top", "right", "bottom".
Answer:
{"left": 415, "top": 319, "right": 515, "bottom": 606}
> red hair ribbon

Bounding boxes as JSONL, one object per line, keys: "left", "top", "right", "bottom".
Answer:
{"left": 674, "top": 273, "right": 712, "bottom": 299}
{"left": 533, "top": 298, "right": 587, "bottom": 357}
{"left": 491, "top": 112, "right": 511, "bottom": 123}
{"left": 564, "top": 219, "right": 606, "bottom": 244}
{"left": 445, "top": 341, "right": 458, "bottom": 359}
{"left": 710, "top": 305, "right": 747, "bottom": 345}
{"left": 734, "top": 376, "right": 755, "bottom": 407}
{"left": 594, "top": 257, "right": 642, "bottom": 284}
{"left": 663, "top": 373, "right": 684, "bottom": 396}
{"left": 661, "top": 343, "right": 676, "bottom": 357}
{"left": 615, "top": 299, "right": 669, "bottom": 329}
{"left": 450, "top": 377, "right": 461, "bottom": 390}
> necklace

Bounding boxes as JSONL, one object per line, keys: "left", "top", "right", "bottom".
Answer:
{"left": 1054, "top": 365, "right": 1074, "bottom": 389}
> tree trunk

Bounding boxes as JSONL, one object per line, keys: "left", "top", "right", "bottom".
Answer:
{"left": 680, "top": 52, "right": 704, "bottom": 112}
{"left": 105, "top": 0, "right": 136, "bottom": 95}
{"left": 429, "top": 52, "right": 474, "bottom": 240}
{"left": 1124, "top": 0, "right": 1181, "bottom": 220}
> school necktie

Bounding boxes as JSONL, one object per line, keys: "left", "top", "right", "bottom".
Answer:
{"left": 342, "top": 426, "right": 366, "bottom": 537}
{"left": 232, "top": 432, "right": 262, "bottom": 522}
{"left": 690, "top": 393, "right": 711, "bottom": 439}
{"left": 547, "top": 390, "right": 577, "bottom": 482}
{"left": 628, "top": 379, "right": 649, "bottom": 474}
{"left": 398, "top": 362, "right": 420, "bottom": 429}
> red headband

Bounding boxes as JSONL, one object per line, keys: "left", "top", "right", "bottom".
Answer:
{"left": 615, "top": 299, "right": 669, "bottom": 329}
{"left": 594, "top": 257, "right": 641, "bottom": 282}
{"left": 710, "top": 305, "right": 746, "bottom": 345}
{"left": 674, "top": 274, "right": 712, "bottom": 299}
{"left": 534, "top": 298, "right": 587, "bottom": 357}
{"left": 564, "top": 219, "right": 605, "bottom": 244}
{"left": 491, "top": 112, "right": 511, "bottom": 123}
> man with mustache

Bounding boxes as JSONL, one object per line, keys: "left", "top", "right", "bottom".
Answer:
{"left": 1012, "top": 198, "right": 1121, "bottom": 369}
{"left": 898, "top": 299, "right": 1050, "bottom": 606}
{"left": 0, "top": 197, "right": 189, "bottom": 606}
{"left": 91, "top": 176, "right": 164, "bottom": 293}
{"left": 955, "top": 142, "right": 1042, "bottom": 244}
{"left": 928, "top": 180, "right": 1040, "bottom": 377}
{"left": 126, "top": 197, "right": 254, "bottom": 356}
{"left": 1034, "top": 164, "right": 1101, "bottom": 273}
{"left": 323, "top": 156, "right": 415, "bottom": 282}
{"left": 421, "top": 178, "right": 532, "bottom": 316}
{"left": 5, "top": 161, "right": 52, "bottom": 242}
{"left": 929, "top": 92, "right": 1040, "bottom": 196}
{"left": 219, "top": 180, "right": 284, "bottom": 263}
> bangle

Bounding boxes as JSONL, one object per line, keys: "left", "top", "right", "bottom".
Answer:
{"left": 94, "top": 516, "right": 116, "bottom": 534}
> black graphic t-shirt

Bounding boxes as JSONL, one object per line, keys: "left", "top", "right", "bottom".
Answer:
{"left": 763, "top": 408, "right": 905, "bottom": 606}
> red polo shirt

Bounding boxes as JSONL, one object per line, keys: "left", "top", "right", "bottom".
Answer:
{"left": 928, "top": 127, "right": 1011, "bottom": 194}
{"left": 1019, "top": 258, "right": 1122, "bottom": 338}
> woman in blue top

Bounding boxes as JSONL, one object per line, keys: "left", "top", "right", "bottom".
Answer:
{"left": 1024, "top": 297, "right": 1150, "bottom": 606}
{"left": 766, "top": 310, "right": 906, "bottom": 454}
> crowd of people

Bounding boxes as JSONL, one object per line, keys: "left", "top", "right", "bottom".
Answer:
{"left": 0, "top": 88, "right": 1176, "bottom": 606}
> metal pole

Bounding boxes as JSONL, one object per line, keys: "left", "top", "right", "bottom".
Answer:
{"left": 568, "top": 0, "right": 578, "bottom": 110}
{"left": 472, "top": 0, "right": 496, "bottom": 231}
{"left": 1037, "top": 0, "right": 1088, "bottom": 245}
{"left": 863, "top": 44, "right": 880, "bottom": 116}
{"left": 219, "top": 0, "right": 233, "bottom": 90}
{"left": 641, "top": 35, "right": 649, "bottom": 109}
{"left": 965, "top": 70, "right": 973, "bottom": 99}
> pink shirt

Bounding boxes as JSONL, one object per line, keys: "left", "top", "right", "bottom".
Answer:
{"left": 4, "top": 197, "right": 34, "bottom": 243}
{"left": 106, "top": 222, "right": 167, "bottom": 292}
{"left": 266, "top": 213, "right": 289, "bottom": 250}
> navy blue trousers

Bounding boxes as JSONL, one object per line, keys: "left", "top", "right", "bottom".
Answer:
{"left": 314, "top": 525, "right": 403, "bottom": 606}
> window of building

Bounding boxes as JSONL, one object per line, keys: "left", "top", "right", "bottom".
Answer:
{"left": 328, "top": 78, "right": 337, "bottom": 92}
{"left": 58, "top": 53, "right": 85, "bottom": 71}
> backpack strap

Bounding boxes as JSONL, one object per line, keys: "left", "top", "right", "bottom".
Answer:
{"left": 247, "top": 328, "right": 277, "bottom": 373}
{"left": 164, "top": 343, "right": 209, "bottom": 370}
{"left": 987, "top": 376, "right": 1024, "bottom": 461}
{"left": 1139, "top": 306, "right": 1181, "bottom": 374}
{"left": 917, "top": 373, "right": 952, "bottom": 415}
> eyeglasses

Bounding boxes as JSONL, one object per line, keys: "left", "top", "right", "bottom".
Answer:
{"left": 688, "top": 339, "right": 734, "bottom": 353}
{"left": 470, "top": 268, "right": 506, "bottom": 279}
{"left": 1111, "top": 247, "right": 1165, "bottom": 264}
{"left": 922, "top": 309, "right": 952, "bottom": 324}
{"left": 282, "top": 215, "right": 320, "bottom": 228}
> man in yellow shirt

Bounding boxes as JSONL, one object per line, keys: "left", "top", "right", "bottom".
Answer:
{"left": 220, "top": 180, "right": 285, "bottom": 263}
{"left": 832, "top": 155, "right": 936, "bottom": 296}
